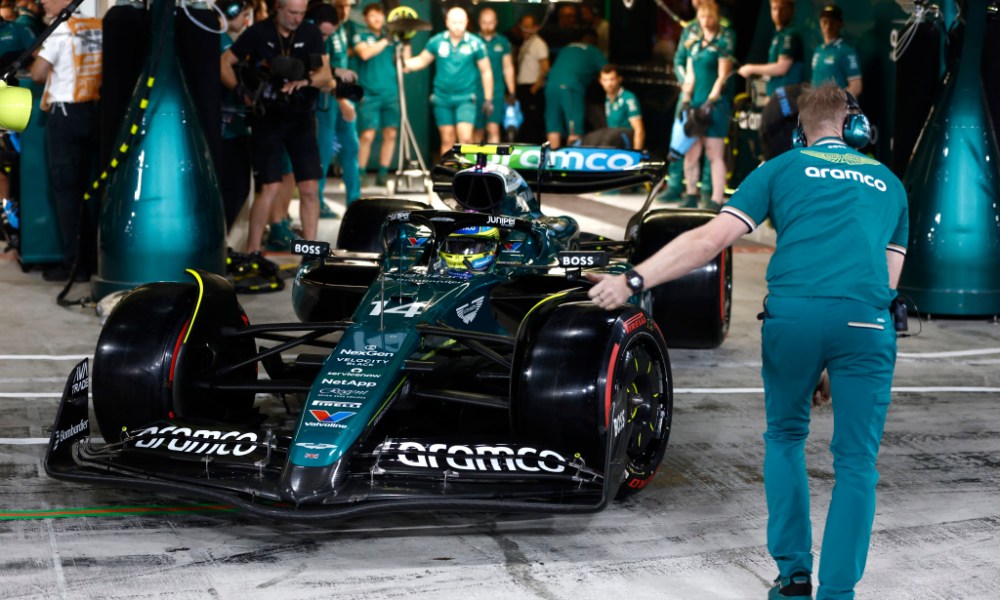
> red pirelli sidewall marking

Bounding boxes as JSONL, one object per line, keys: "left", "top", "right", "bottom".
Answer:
{"left": 167, "top": 319, "right": 191, "bottom": 386}
{"left": 605, "top": 342, "right": 620, "bottom": 428}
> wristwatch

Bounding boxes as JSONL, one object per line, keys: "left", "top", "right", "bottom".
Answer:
{"left": 624, "top": 269, "right": 644, "bottom": 293}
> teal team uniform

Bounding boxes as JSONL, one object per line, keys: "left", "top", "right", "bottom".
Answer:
{"left": 476, "top": 33, "right": 511, "bottom": 128}
{"left": 721, "top": 138, "right": 908, "bottom": 600}
{"left": 811, "top": 38, "right": 861, "bottom": 89}
{"left": 604, "top": 88, "right": 641, "bottom": 129}
{"left": 0, "top": 20, "right": 34, "bottom": 66}
{"left": 317, "top": 25, "right": 360, "bottom": 203}
{"left": 767, "top": 26, "right": 804, "bottom": 95}
{"left": 424, "top": 31, "right": 488, "bottom": 127}
{"left": 544, "top": 42, "right": 606, "bottom": 136}
{"left": 687, "top": 26, "right": 736, "bottom": 138}
{"left": 352, "top": 28, "right": 400, "bottom": 131}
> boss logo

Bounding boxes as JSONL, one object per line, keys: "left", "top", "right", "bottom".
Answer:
{"left": 558, "top": 252, "right": 609, "bottom": 268}
{"left": 291, "top": 240, "right": 330, "bottom": 256}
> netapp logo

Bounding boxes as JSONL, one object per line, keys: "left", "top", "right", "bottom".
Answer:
{"left": 132, "top": 426, "right": 258, "bottom": 457}
{"left": 804, "top": 166, "right": 887, "bottom": 192}
{"left": 52, "top": 418, "right": 89, "bottom": 451}
{"left": 391, "top": 442, "right": 567, "bottom": 473}
{"left": 321, "top": 379, "right": 377, "bottom": 387}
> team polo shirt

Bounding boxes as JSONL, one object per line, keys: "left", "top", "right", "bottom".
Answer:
{"left": 480, "top": 33, "right": 511, "bottom": 98}
{"left": 424, "top": 31, "right": 487, "bottom": 97}
{"left": 352, "top": 28, "right": 398, "bottom": 98}
{"left": 766, "top": 26, "right": 804, "bottom": 95}
{"left": 811, "top": 38, "right": 861, "bottom": 89}
{"left": 547, "top": 42, "right": 606, "bottom": 92}
{"left": 0, "top": 20, "right": 34, "bottom": 67}
{"left": 674, "top": 21, "right": 700, "bottom": 82}
{"left": 688, "top": 26, "right": 736, "bottom": 105}
{"left": 229, "top": 18, "right": 324, "bottom": 109}
{"left": 605, "top": 87, "right": 641, "bottom": 129}
{"left": 326, "top": 24, "right": 350, "bottom": 70}
{"left": 721, "top": 138, "right": 908, "bottom": 308}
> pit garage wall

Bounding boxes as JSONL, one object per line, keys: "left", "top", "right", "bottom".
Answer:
{"left": 609, "top": 0, "right": 1000, "bottom": 173}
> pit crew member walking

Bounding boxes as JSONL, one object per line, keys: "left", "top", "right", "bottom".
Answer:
{"left": 587, "top": 83, "right": 908, "bottom": 600}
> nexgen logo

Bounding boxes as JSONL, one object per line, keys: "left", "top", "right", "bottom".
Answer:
{"left": 804, "top": 166, "right": 887, "bottom": 192}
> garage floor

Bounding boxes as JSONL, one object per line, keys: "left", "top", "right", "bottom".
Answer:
{"left": 2, "top": 184, "right": 999, "bottom": 600}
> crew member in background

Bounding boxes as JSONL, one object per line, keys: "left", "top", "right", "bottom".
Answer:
{"left": 14, "top": 0, "right": 42, "bottom": 35}
{"left": 315, "top": 0, "right": 360, "bottom": 211}
{"left": 588, "top": 83, "right": 907, "bottom": 600}
{"left": 403, "top": 5, "right": 493, "bottom": 158}
{"left": 221, "top": 0, "right": 331, "bottom": 256}
{"left": 218, "top": 0, "right": 253, "bottom": 231}
{"left": 544, "top": 30, "right": 605, "bottom": 149}
{"left": 579, "top": 1, "right": 609, "bottom": 57}
{"left": 581, "top": 64, "right": 644, "bottom": 150}
{"left": 811, "top": 4, "right": 862, "bottom": 97}
{"left": 514, "top": 13, "right": 548, "bottom": 144}
{"left": 353, "top": 2, "right": 397, "bottom": 188}
{"left": 661, "top": 0, "right": 715, "bottom": 203}
{"left": 737, "top": 0, "right": 803, "bottom": 96}
{"left": 679, "top": 1, "right": 734, "bottom": 209}
{"left": 30, "top": 0, "right": 101, "bottom": 282}
{"left": 473, "top": 6, "right": 515, "bottom": 145}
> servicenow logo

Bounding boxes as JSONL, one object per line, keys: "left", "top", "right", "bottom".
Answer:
{"left": 804, "top": 166, "right": 887, "bottom": 192}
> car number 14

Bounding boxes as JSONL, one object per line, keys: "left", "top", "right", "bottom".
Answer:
{"left": 369, "top": 300, "right": 428, "bottom": 318}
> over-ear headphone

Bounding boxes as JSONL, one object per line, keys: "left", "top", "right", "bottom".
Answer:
{"left": 219, "top": 0, "right": 248, "bottom": 19}
{"left": 792, "top": 90, "right": 872, "bottom": 149}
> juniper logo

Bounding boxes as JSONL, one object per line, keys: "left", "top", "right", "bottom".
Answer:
{"left": 804, "top": 166, "right": 887, "bottom": 192}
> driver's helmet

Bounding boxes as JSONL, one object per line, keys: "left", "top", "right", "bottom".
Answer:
{"left": 439, "top": 226, "right": 500, "bottom": 271}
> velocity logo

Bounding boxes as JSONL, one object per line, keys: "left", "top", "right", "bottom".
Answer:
{"left": 309, "top": 410, "right": 356, "bottom": 424}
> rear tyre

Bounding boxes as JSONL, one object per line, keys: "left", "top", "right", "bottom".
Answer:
{"left": 92, "top": 281, "right": 257, "bottom": 443}
{"left": 631, "top": 207, "right": 732, "bottom": 349}
{"left": 512, "top": 301, "right": 672, "bottom": 500}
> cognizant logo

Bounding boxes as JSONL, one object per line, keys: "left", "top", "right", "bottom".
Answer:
{"left": 804, "top": 166, "right": 887, "bottom": 192}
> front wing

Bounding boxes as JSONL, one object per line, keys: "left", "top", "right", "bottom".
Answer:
{"left": 45, "top": 361, "right": 613, "bottom": 521}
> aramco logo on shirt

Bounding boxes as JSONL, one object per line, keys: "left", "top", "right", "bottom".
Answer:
{"left": 804, "top": 166, "right": 887, "bottom": 192}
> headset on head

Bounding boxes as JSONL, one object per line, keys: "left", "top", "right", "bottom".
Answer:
{"left": 792, "top": 90, "right": 872, "bottom": 149}
{"left": 220, "top": 0, "right": 249, "bottom": 19}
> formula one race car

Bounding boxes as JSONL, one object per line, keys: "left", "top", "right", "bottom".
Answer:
{"left": 45, "top": 144, "right": 729, "bottom": 520}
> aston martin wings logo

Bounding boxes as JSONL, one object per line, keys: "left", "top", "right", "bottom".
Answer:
{"left": 456, "top": 297, "right": 485, "bottom": 324}
{"left": 801, "top": 150, "right": 880, "bottom": 166}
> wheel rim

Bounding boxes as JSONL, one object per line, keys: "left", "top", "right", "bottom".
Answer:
{"left": 614, "top": 338, "right": 670, "bottom": 474}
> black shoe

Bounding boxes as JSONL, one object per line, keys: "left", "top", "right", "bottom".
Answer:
{"left": 227, "top": 251, "right": 284, "bottom": 293}
{"left": 768, "top": 572, "right": 812, "bottom": 599}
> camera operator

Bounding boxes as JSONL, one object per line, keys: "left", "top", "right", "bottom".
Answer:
{"left": 220, "top": 0, "right": 332, "bottom": 256}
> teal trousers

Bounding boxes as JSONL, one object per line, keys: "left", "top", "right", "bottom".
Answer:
{"left": 761, "top": 296, "right": 896, "bottom": 600}
{"left": 317, "top": 98, "right": 361, "bottom": 204}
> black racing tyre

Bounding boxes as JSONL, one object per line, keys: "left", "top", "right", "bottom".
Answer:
{"left": 512, "top": 301, "right": 672, "bottom": 500}
{"left": 336, "top": 197, "right": 431, "bottom": 253}
{"left": 92, "top": 280, "right": 257, "bottom": 443}
{"left": 631, "top": 208, "right": 732, "bottom": 349}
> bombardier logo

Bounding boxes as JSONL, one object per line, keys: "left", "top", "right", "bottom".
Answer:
{"left": 51, "top": 418, "right": 89, "bottom": 451}
{"left": 456, "top": 297, "right": 485, "bottom": 324}
{"left": 804, "top": 166, "right": 887, "bottom": 192}
{"left": 391, "top": 442, "right": 567, "bottom": 473}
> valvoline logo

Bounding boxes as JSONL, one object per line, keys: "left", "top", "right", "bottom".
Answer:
{"left": 309, "top": 410, "right": 356, "bottom": 424}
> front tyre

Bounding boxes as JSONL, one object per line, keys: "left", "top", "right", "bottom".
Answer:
{"left": 512, "top": 301, "right": 672, "bottom": 501}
